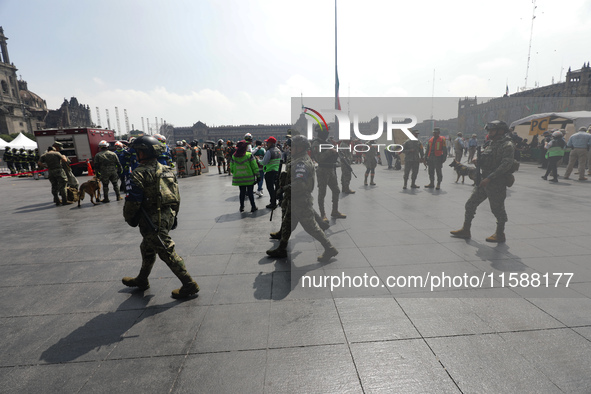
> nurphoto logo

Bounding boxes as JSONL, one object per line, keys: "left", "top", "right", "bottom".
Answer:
{"left": 303, "top": 107, "right": 418, "bottom": 153}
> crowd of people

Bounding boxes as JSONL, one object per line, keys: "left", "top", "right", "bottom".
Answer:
{"left": 3, "top": 121, "right": 591, "bottom": 298}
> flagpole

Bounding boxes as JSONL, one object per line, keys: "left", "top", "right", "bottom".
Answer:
{"left": 335, "top": 0, "right": 339, "bottom": 111}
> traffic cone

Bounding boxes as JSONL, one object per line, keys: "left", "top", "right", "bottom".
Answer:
{"left": 87, "top": 160, "right": 95, "bottom": 176}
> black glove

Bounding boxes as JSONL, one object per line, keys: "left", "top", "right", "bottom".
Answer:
{"left": 171, "top": 215, "right": 178, "bottom": 230}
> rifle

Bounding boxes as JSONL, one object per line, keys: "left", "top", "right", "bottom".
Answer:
{"left": 475, "top": 146, "right": 482, "bottom": 186}
{"left": 269, "top": 159, "right": 283, "bottom": 221}
{"left": 337, "top": 151, "right": 357, "bottom": 178}
{"left": 140, "top": 206, "right": 166, "bottom": 248}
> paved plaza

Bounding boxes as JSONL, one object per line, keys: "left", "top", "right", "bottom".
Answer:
{"left": 1, "top": 160, "right": 591, "bottom": 393}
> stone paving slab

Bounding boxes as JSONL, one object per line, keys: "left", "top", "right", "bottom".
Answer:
{"left": 1, "top": 161, "right": 591, "bottom": 392}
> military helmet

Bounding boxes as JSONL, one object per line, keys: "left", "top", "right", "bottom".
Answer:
{"left": 291, "top": 135, "right": 310, "bottom": 151}
{"left": 130, "top": 135, "right": 163, "bottom": 159}
{"left": 485, "top": 120, "right": 510, "bottom": 133}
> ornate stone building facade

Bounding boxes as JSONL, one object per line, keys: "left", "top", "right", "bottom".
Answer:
{"left": 0, "top": 26, "right": 93, "bottom": 135}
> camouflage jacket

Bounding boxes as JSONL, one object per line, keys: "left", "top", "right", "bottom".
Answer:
{"left": 310, "top": 138, "right": 338, "bottom": 167}
{"left": 290, "top": 152, "right": 315, "bottom": 206}
{"left": 39, "top": 151, "right": 66, "bottom": 176}
{"left": 124, "top": 159, "right": 180, "bottom": 227}
{"left": 94, "top": 150, "right": 121, "bottom": 174}
{"left": 480, "top": 135, "right": 515, "bottom": 180}
{"left": 402, "top": 139, "right": 424, "bottom": 163}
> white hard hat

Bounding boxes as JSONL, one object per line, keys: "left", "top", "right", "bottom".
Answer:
{"left": 98, "top": 140, "right": 109, "bottom": 148}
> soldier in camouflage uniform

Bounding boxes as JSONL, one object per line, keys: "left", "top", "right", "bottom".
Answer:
{"left": 122, "top": 136, "right": 199, "bottom": 299}
{"left": 310, "top": 127, "right": 346, "bottom": 221}
{"left": 338, "top": 139, "right": 356, "bottom": 194}
{"left": 38, "top": 142, "right": 71, "bottom": 205}
{"left": 94, "top": 140, "right": 122, "bottom": 202}
{"left": 267, "top": 135, "right": 338, "bottom": 262}
{"left": 450, "top": 121, "right": 515, "bottom": 243}
{"left": 269, "top": 133, "right": 329, "bottom": 241}
{"left": 402, "top": 130, "right": 424, "bottom": 189}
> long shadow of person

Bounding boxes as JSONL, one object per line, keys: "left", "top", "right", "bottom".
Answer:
{"left": 40, "top": 292, "right": 179, "bottom": 363}
{"left": 470, "top": 239, "right": 527, "bottom": 272}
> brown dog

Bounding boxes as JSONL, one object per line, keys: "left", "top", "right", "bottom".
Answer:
{"left": 78, "top": 177, "right": 101, "bottom": 206}
{"left": 449, "top": 159, "right": 477, "bottom": 184}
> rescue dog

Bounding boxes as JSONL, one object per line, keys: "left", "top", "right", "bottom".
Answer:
{"left": 78, "top": 177, "right": 101, "bottom": 206}
{"left": 449, "top": 159, "right": 477, "bottom": 184}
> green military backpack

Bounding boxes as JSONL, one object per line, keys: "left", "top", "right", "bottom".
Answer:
{"left": 156, "top": 164, "right": 180, "bottom": 206}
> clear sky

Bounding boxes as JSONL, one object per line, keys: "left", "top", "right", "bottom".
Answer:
{"left": 1, "top": 0, "right": 590, "bottom": 132}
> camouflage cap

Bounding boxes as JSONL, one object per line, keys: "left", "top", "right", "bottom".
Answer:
{"left": 53, "top": 141, "right": 63, "bottom": 147}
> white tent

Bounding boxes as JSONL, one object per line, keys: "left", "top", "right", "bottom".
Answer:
{"left": 509, "top": 111, "right": 591, "bottom": 142}
{"left": 2, "top": 133, "right": 38, "bottom": 150}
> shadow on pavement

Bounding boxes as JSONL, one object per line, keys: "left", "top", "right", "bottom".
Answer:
{"left": 39, "top": 293, "right": 180, "bottom": 363}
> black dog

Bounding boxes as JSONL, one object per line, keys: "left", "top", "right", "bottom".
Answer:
{"left": 449, "top": 159, "right": 477, "bottom": 184}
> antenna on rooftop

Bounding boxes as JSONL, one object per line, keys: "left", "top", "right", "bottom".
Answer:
{"left": 523, "top": 0, "right": 537, "bottom": 90}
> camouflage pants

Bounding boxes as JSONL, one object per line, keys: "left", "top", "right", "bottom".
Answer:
{"left": 99, "top": 170, "right": 120, "bottom": 199}
{"left": 138, "top": 215, "right": 189, "bottom": 281}
{"left": 48, "top": 170, "right": 68, "bottom": 202}
{"left": 340, "top": 166, "right": 352, "bottom": 191}
{"left": 279, "top": 198, "right": 326, "bottom": 243}
{"left": 282, "top": 199, "right": 332, "bottom": 248}
{"left": 464, "top": 179, "right": 508, "bottom": 224}
{"left": 403, "top": 161, "right": 420, "bottom": 182}
{"left": 317, "top": 167, "right": 340, "bottom": 216}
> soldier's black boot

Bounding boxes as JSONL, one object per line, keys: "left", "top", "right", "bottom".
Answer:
{"left": 266, "top": 241, "right": 288, "bottom": 258}
{"left": 172, "top": 276, "right": 200, "bottom": 299}
{"left": 436, "top": 181, "right": 441, "bottom": 190}
{"left": 403, "top": 179, "right": 408, "bottom": 189}
{"left": 411, "top": 180, "right": 420, "bottom": 188}
{"left": 450, "top": 221, "right": 471, "bottom": 239}
{"left": 364, "top": 174, "right": 368, "bottom": 186}
{"left": 122, "top": 268, "right": 151, "bottom": 290}
{"left": 218, "top": 167, "right": 222, "bottom": 174}
{"left": 370, "top": 175, "right": 376, "bottom": 185}
{"left": 486, "top": 222, "right": 506, "bottom": 243}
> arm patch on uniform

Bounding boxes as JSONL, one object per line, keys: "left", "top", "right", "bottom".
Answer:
{"left": 294, "top": 162, "right": 308, "bottom": 180}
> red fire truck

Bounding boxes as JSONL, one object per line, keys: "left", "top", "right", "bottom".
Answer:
{"left": 34, "top": 128, "right": 117, "bottom": 176}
